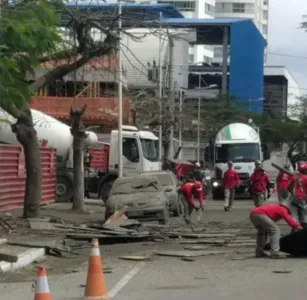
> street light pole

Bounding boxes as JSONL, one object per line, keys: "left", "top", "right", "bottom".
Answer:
{"left": 118, "top": 0, "right": 123, "bottom": 178}
{"left": 158, "top": 12, "right": 163, "bottom": 162}
{"left": 179, "top": 69, "right": 183, "bottom": 159}
{"left": 197, "top": 74, "right": 201, "bottom": 162}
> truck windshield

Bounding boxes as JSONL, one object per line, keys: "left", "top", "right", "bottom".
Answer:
{"left": 140, "top": 138, "right": 159, "bottom": 162}
{"left": 215, "top": 143, "right": 260, "bottom": 163}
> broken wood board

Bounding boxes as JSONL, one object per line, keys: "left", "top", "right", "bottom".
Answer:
{"left": 227, "top": 243, "right": 255, "bottom": 248}
{"left": 165, "top": 232, "right": 236, "bottom": 239}
{"left": 104, "top": 207, "right": 127, "bottom": 228}
{"left": 201, "top": 229, "right": 241, "bottom": 234}
{"left": 179, "top": 239, "right": 227, "bottom": 245}
{"left": 154, "top": 250, "right": 226, "bottom": 258}
{"left": 66, "top": 232, "right": 150, "bottom": 241}
{"left": 29, "top": 221, "right": 60, "bottom": 231}
{"left": 184, "top": 245, "right": 209, "bottom": 251}
{"left": 119, "top": 256, "right": 151, "bottom": 261}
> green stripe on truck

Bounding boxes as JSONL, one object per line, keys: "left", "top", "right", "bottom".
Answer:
{"left": 225, "top": 125, "right": 232, "bottom": 140}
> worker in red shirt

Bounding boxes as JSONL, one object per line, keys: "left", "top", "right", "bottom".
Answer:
{"left": 179, "top": 180, "right": 204, "bottom": 224}
{"left": 276, "top": 164, "right": 292, "bottom": 203}
{"left": 287, "top": 161, "right": 307, "bottom": 228}
{"left": 222, "top": 160, "right": 240, "bottom": 211}
{"left": 249, "top": 160, "right": 270, "bottom": 207}
{"left": 250, "top": 201, "right": 302, "bottom": 258}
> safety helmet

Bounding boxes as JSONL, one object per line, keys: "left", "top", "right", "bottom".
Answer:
{"left": 255, "top": 160, "right": 262, "bottom": 168}
{"left": 298, "top": 161, "right": 307, "bottom": 173}
{"left": 195, "top": 162, "right": 201, "bottom": 167}
{"left": 284, "top": 164, "right": 290, "bottom": 170}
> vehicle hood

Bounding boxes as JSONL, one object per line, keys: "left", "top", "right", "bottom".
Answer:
{"left": 107, "top": 191, "right": 168, "bottom": 209}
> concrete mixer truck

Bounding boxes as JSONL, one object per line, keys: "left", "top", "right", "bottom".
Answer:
{"left": 205, "top": 123, "right": 271, "bottom": 199}
{"left": 0, "top": 109, "right": 161, "bottom": 202}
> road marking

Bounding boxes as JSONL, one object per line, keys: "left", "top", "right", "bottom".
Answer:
{"left": 108, "top": 262, "right": 145, "bottom": 298}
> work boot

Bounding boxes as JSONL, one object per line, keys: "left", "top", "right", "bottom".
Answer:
{"left": 255, "top": 252, "right": 269, "bottom": 258}
{"left": 271, "top": 253, "right": 285, "bottom": 259}
{"left": 224, "top": 206, "right": 229, "bottom": 212}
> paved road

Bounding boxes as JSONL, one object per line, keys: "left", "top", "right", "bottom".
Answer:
{"left": 2, "top": 196, "right": 307, "bottom": 300}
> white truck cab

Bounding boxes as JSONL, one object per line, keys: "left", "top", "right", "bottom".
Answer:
{"left": 108, "top": 125, "right": 160, "bottom": 175}
{"left": 210, "top": 123, "right": 270, "bottom": 199}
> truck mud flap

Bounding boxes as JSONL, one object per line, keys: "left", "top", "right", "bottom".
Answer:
{"left": 280, "top": 229, "right": 307, "bottom": 256}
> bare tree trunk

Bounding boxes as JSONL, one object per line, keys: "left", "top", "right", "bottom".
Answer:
{"left": 11, "top": 106, "right": 41, "bottom": 218}
{"left": 70, "top": 105, "right": 87, "bottom": 211}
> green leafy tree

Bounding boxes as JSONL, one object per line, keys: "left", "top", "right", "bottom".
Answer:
{"left": 0, "top": 0, "right": 62, "bottom": 218}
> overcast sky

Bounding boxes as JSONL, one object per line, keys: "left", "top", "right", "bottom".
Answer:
{"left": 268, "top": 0, "right": 307, "bottom": 92}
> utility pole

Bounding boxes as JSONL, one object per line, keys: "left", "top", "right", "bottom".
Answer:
{"left": 117, "top": 0, "right": 123, "bottom": 178}
{"left": 179, "top": 69, "right": 183, "bottom": 159}
{"left": 167, "top": 32, "right": 174, "bottom": 158}
{"left": 158, "top": 12, "right": 163, "bottom": 162}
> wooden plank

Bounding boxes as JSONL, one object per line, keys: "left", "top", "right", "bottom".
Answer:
{"left": 179, "top": 239, "right": 227, "bottom": 245}
{"left": 165, "top": 232, "right": 236, "bottom": 239}
{"left": 154, "top": 250, "right": 226, "bottom": 258}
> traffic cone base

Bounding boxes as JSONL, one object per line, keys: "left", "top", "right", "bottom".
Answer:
{"left": 84, "top": 238, "right": 108, "bottom": 300}
{"left": 34, "top": 266, "right": 52, "bottom": 300}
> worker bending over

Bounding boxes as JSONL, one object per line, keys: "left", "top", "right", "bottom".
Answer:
{"left": 250, "top": 201, "right": 302, "bottom": 258}
{"left": 222, "top": 160, "right": 240, "bottom": 212}
{"left": 250, "top": 161, "right": 270, "bottom": 207}
{"left": 287, "top": 161, "right": 307, "bottom": 228}
{"left": 276, "top": 164, "right": 292, "bottom": 202}
{"left": 179, "top": 180, "right": 204, "bottom": 224}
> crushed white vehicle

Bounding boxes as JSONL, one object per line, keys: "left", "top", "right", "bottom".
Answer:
{"left": 105, "top": 175, "right": 170, "bottom": 224}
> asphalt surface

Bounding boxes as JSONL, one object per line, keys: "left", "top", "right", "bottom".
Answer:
{"left": 2, "top": 194, "right": 307, "bottom": 300}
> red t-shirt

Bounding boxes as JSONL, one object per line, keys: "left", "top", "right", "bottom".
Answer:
{"left": 223, "top": 169, "right": 241, "bottom": 189}
{"left": 180, "top": 181, "right": 204, "bottom": 207}
{"left": 250, "top": 170, "right": 269, "bottom": 193}
{"left": 277, "top": 172, "right": 292, "bottom": 190}
{"left": 250, "top": 204, "right": 300, "bottom": 229}
{"left": 288, "top": 174, "right": 307, "bottom": 201}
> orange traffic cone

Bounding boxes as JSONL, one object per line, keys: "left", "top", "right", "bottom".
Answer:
{"left": 34, "top": 265, "right": 52, "bottom": 300}
{"left": 84, "top": 238, "right": 108, "bottom": 300}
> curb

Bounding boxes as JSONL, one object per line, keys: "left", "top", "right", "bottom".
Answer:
{"left": 0, "top": 248, "right": 45, "bottom": 273}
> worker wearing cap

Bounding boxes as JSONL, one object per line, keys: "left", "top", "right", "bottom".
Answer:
{"left": 222, "top": 160, "right": 240, "bottom": 211}
{"left": 249, "top": 160, "right": 270, "bottom": 207}
{"left": 179, "top": 180, "right": 204, "bottom": 224}
{"left": 250, "top": 201, "right": 302, "bottom": 258}
{"left": 189, "top": 162, "right": 204, "bottom": 182}
{"left": 287, "top": 161, "right": 307, "bottom": 228}
{"left": 276, "top": 164, "right": 292, "bottom": 203}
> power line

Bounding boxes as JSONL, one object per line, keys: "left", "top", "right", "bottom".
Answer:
{"left": 267, "top": 52, "right": 307, "bottom": 60}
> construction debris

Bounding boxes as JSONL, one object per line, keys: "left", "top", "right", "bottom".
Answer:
{"left": 154, "top": 250, "right": 226, "bottom": 258}
{"left": 119, "top": 255, "right": 151, "bottom": 261}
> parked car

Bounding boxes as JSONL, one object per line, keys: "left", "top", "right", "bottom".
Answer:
{"left": 140, "top": 170, "right": 182, "bottom": 216}
{"left": 105, "top": 175, "right": 170, "bottom": 224}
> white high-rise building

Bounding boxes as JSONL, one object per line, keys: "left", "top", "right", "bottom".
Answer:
{"left": 156, "top": 0, "right": 216, "bottom": 64}
{"left": 214, "top": 0, "right": 269, "bottom": 62}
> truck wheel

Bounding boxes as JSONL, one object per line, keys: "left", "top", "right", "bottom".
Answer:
{"left": 212, "top": 191, "right": 221, "bottom": 201}
{"left": 100, "top": 179, "right": 115, "bottom": 204}
{"left": 56, "top": 176, "right": 73, "bottom": 202}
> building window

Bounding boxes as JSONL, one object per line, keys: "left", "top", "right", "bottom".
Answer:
{"left": 232, "top": 3, "right": 245, "bottom": 13}
{"left": 203, "top": 56, "right": 212, "bottom": 64}
{"left": 157, "top": 1, "right": 196, "bottom": 12}
{"left": 262, "top": 24, "right": 268, "bottom": 34}
{"left": 188, "top": 54, "right": 194, "bottom": 65}
{"left": 263, "top": 10, "right": 268, "bottom": 20}
{"left": 263, "top": 0, "right": 268, "bottom": 5}
{"left": 205, "top": 3, "right": 215, "bottom": 16}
